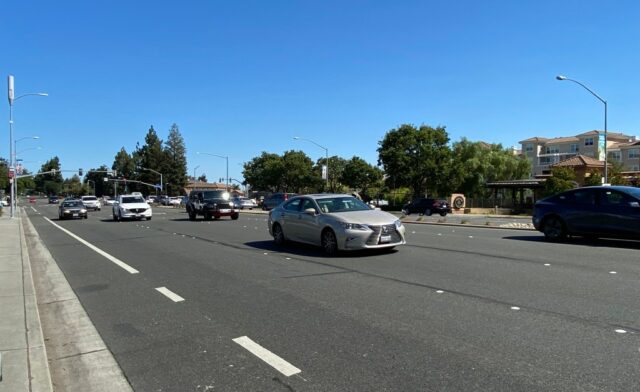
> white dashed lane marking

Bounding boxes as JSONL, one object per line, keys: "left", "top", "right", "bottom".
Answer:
{"left": 44, "top": 217, "right": 140, "bottom": 274}
{"left": 155, "top": 287, "right": 185, "bottom": 302}
{"left": 233, "top": 336, "right": 301, "bottom": 377}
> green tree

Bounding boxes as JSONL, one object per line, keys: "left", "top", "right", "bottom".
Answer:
{"left": 84, "top": 164, "right": 111, "bottom": 196}
{"left": 163, "top": 123, "right": 188, "bottom": 195}
{"left": 35, "top": 157, "right": 63, "bottom": 195}
{"left": 0, "top": 158, "right": 8, "bottom": 195}
{"left": 315, "top": 156, "right": 347, "bottom": 193}
{"left": 281, "top": 150, "right": 316, "bottom": 193}
{"left": 583, "top": 170, "right": 602, "bottom": 186}
{"left": 543, "top": 167, "right": 577, "bottom": 197}
{"left": 608, "top": 162, "right": 629, "bottom": 186}
{"left": 16, "top": 168, "right": 36, "bottom": 195}
{"left": 377, "top": 124, "right": 451, "bottom": 198}
{"left": 197, "top": 174, "right": 207, "bottom": 182}
{"left": 133, "top": 126, "right": 165, "bottom": 194}
{"left": 341, "top": 157, "right": 384, "bottom": 200}
{"left": 243, "top": 152, "right": 285, "bottom": 192}
{"left": 112, "top": 148, "right": 136, "bottom": 194}
{"left": 62, "top": 175, "right": 84, "bottom": 196}
{"left": 449, "top": 139, "right": 531, "bottom": 198}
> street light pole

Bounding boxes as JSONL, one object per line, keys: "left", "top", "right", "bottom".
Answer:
{"left": 197, "top": 152, "right": 229, "bottom": 191}
{"left": 556, "top": 75, "right": 608, "bottom": 183}
{"left": 7, "top": 75, "right": 48, "bottom": 218}
{"left": 140, "top": 167, "right": 163, "bottom": 194}
{"left": 293, "top": 136, "right": 329, "bottom": 191}
{"left": 194, "top": 165, "right": 200, "bottom": 182}
{"left": 13, "top": 136, "right": 40, "bottom": 204}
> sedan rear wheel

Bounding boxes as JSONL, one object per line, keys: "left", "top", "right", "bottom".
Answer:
{"left": 542, "top": 216, "right": 567, "bottom": 241}
{"left": 321, "top": 229, "right": 338, "bottom": 256}
{"left": 273, "top": 224, "right": 285, "bottom": 246}
{"left": 424, "top": 208, "right": 432, "bottom": 216}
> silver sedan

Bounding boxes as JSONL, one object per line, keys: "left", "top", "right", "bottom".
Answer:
{"left": 268, "top": 194, "right": 406, "bottom": 255}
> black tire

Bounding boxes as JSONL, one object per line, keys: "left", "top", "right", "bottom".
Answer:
{"left": 273, "top": 223, "right": 285, "bottom": 246}
{"left": 83, "top": 215, "right": 88, "bottom": 219}
{"left": 424, "top": 208, "right": 432, "bottom": 216}
{"left": 231, "top": 213, "right": 239, "bottom": 220}
{"left": 321, "top": 229, "right": 338, "bottom": 256}
{"left": 204, "top": 212, "right": 212, "bottom": 221}
{"left": 113, "top": 213, "right": 119, "bottom": 222}
{"left": 542, "top": 216, "right": 567, "bottom": 241}
{"left": 188, "top": 209, "right": 196, "bottom": 221}
{"left": 439, "top": 212, "right": 447, "bottom": 217}
{"left": 147, "top": 217, "right": 152, "bottom": 221}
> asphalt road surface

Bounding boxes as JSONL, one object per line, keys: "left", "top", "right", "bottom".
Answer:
{"left": 24, "top": 202, "right": 640, "bottom": 391}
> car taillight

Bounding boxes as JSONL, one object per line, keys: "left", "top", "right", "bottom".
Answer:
{"left": 284, "top": 194, "right": 289, "bottom": 201}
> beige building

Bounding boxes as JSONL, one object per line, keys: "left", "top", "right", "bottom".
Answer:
{"left": 519, "top": 130, "right": 636, "bottom": 177}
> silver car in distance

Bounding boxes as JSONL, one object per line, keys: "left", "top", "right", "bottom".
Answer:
{"left": 268, "top": 194, "right": 406, "bottom": 255}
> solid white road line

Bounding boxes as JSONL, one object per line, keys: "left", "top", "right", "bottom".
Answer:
{"left": 233, "top": 336, "right": 301, "bottom": 377}
{"left": 31, "top": 206, "right": 37, "bottom": 212}
{"left": 44, "top": 217, "right": 140, "bottom": 274}
{"left": 155, "top": 287, "right": 185, "bottom": 302}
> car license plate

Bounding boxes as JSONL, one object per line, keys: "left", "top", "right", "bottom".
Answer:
{"left": 73, "top": 213, "right": 78, "bottom": 217}
{"left": 220, "top": 209, "right": 230, "bottom": 213}
{"left": 380, "top": 235, "right": 391, "bottom": 243}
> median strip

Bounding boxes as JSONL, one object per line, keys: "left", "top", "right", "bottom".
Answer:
{"left": 44, "top": 217, "right": 140, "bottom": 274}
{"left": 233, "top": 336, "right": 301, "bottom": 377}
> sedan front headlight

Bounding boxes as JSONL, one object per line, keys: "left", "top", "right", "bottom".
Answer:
{"left": 394, "top": 219, "right": 403, "bottom": 229}
{"left": 340, "top": 222, "right": 370, "bottom": 231}
{"left": 80, "top": 209, "right": 87, "bottom": 213}
{"left": 63, "top": 209, "right": 70, "bottom": 214}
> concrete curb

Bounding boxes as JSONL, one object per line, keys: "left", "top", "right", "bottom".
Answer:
{"left": 19, "top": 215, "right": 54, "bottom": 392}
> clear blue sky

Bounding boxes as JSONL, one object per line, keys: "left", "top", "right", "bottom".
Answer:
{"left": 2, "top": 0, "right": 640, "bottom": 182}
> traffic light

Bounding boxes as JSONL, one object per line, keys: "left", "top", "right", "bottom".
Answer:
{"left": 79, "top": 168, "right": 83, "bottom": 177}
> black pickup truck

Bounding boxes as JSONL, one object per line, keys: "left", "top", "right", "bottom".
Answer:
{"left": 185, "top": 189, "right": 239, "bottom": 221}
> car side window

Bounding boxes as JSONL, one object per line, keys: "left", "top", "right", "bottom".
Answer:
{"left": 300, "top": 198, "right": 318, "bottom": 213}
{"left": 571, "top": 190, "right": 596, "bottom": 206}
{"left": 283, "top": 198, "right": 302, "bottom": 211}
{"left": 601, "top": 190, "right": 631, "bottom": 206}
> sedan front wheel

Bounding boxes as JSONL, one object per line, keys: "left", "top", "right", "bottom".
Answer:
{"left": 321, "top": 229, "right": 338, "bottom": 256}
{"left": 273, "top": 224, "right": 285, "bottom": 246}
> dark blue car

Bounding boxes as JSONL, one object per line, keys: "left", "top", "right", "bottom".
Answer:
{"left": 533, "top": 186, "right": 640, "bottom": 241}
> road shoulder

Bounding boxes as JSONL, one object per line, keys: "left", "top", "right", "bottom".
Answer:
{"left": 22, "top": 213, "right": 133, "bottom": 392}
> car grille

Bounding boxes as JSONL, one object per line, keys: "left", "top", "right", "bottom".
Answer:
{"left": 217, "top": 203, "right": 231, "bottom": 209}
{"left": 366, "top": 224, "right": 402, "bottom": 245}
{"left": 129, "top": 208, "right": 147, "bottom": 213}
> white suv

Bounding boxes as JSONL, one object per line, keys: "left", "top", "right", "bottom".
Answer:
{"left": 113, "top": 194, "right": 152, "bottom": 221}
{"left": 81, "top": 195, "right": 101, "bottom": 211}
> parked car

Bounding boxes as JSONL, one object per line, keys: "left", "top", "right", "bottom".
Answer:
{"left": 262, "top": 193, "right": 297, "bottom": 211}
{"left": 402, "top": 198, "right": 452, "bottom": 216}
{"left": 186, "top": 189, "right": 239, "bottom": 220}
{"left": 169, "top": 196, "right": 183, "bottom": 206}
{"left": 58, "top": 199, "right": 88, "bottom": 220}
{"left": 268, "top": 194, "right": 406, "bottom": 255}
{"left": 533, "top": 186, "right": 640, "bottom": 241}
{"left": 81, "top": 195, "right": 101, "bottom": 211}
{"left": 232, "top": 197, "right": 257, "bottom": 210}
{"left": 48, "top": 196, "right": 59, "bottom": 204}
{"left": 112, "top": 194, "right": 152, "bottom": 221}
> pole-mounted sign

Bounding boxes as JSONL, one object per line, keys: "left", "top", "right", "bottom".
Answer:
{"left": 8, "top": 75, "right": 14, "bottom": 105}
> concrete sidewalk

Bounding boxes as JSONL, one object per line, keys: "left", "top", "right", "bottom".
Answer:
{"left": 0, "top": 210, "right": 52, "bottom": 392}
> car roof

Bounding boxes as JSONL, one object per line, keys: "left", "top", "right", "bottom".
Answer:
{"left": 294, "top": 193, "right": 356, "bottom": 200}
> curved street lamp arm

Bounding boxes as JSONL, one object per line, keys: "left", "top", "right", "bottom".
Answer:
{"left": 562, "top": 78, "right": 606, "bottom": 104}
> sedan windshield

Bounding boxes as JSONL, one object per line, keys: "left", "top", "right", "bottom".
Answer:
{"left": 62, "top": 201, "right": 83, "bottom": 207}
{"left": 316, "top": 197, "right": 370, "bottom": 213}
{"left": 122, "top": 196, "right": 145, "bottom": 204}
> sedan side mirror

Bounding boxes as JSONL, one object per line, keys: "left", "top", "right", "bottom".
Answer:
{"left": 304, "top": 208, "right": 317, "bottom": 215}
